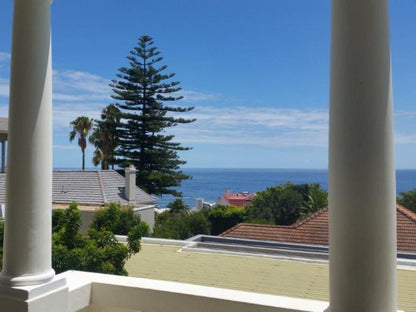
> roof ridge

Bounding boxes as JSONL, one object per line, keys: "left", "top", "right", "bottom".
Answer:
{"left": 220, "top": 223, "right": 243, "bottom": 236}
{"left": 220, "top": 223, "right": 297, "bottom": 236}
{"left": 97, "top": 171, "right": 107, "bottom": 204}
{"left": 396, "top": 204, "right": 416, "bottom": 223}
{"left": 292, "top": 206, "right": 328, "bottom": 228}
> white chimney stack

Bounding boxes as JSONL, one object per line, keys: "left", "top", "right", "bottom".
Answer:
{"left": 195, "top": 198, "right": 204, "bottom": 211}
{"left": 125, "top": 164, "right": 137, "bottom": 204}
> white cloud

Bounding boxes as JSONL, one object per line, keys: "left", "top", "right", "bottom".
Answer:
{"left": 183, "top": 107, "right": 328, "bottom": 131}
{"left": 167, "top": 106, "right": 329, "bottom": 148}
{"left": 178, "top": 90, "right": 221, "bottom": 103}
{"left": 395, "top": 133, "right": 416, "bottom": 144}
{"left": 0, "top": 52, "right": 10, "bottom": 61}
{"left": 53, "top": 69, "right": 111, "bottom": 102}
{"left": 0, "top": 103, "right": 8, "bottom": 117}
{"left": 0, "top": 78, "right": 8, "bottom": 98}
{"left": 53, "top": 144, "right": 79, "bottom": 150}
{"left": 395, "top": 111, "right": 416, "bottom": 119}
{"left": 53, "top": 102, "right": 102, "bottom": 129}
{"left": 0, "top": 52, "right": 10, "bottom": 69}
{"left": 2, "top": 58, "right": 416, "bottom": 151}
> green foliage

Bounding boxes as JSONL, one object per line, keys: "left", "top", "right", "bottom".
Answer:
{"left": 69, "top": 116, "right": 94, "bottom": 170}
{"left": 111, "top": 35, "right": 195, "bottom": 196}
{"left": 167, "top": 198, "right": 190, "bottom": 214}
{"left": 89, "top": 104, "right": 121, "bottom": 170}
{"left": 397, "top": 188, "right": 416, "bottom": 213}
{"left": 207, "top": 205, "right": 248, "bottom": 235}
{"left": 152, "top": 210, "right": 210, "bottom": 240}
{"left": 90, "top": 202, "right": 148, "bottom": 236}
{"left": 1, "top": 202, "right": 144, "bottom": 274}
{"left": 128, "top": 222, "right": 150, "bottom": 254}
{"left": 300, "top": 184, "right": 328, "bottom": 218}
{"left": 247, "top": 182, "right": 328, "bottom": 225}
{"left": 51, "top": 202, "right": 143, "bottom": 275}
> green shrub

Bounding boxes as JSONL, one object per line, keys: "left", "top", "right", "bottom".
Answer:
{"left": 90, "top": 202, "right": 149, "bottom": 236}
{"left": 397, "top": 188, "right": 416, "bottom": 213}
{"left": 152, "top": 210, "right": 210, "bottom": 240}
{"left": 207, "top": 205, "right": 247, "bottom": 235}
{"left": 247, "top": 182, "right": 327, "bottom": 225}
{"left": 1, "top": 202, "right": 144, "bottom": 275}
{"left": 51, "top": 202, "right": 143, "bottom": 275}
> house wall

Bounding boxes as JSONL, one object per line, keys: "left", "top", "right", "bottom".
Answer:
{"left": 133, "top": 206, "right": 155, "bottom": 232}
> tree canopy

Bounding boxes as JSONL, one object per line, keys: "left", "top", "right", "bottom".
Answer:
{"left": 52, "top": 202, "right": 144, "bottom": 275}
{"left": 207, "top": 205, "right": 248, "bottom": 235}
{"left": 153, "top": 198, "right": 210, "bottom": 239}
{"left": 247, "top": 182, "right": 328, "bottom": 225}
{"left": 167, "top": 198, "right": 191, "bottom": 215}
{"left": 1, "top": 203, "right": 146, "bottom": 275}
{"left": 397, "top": 188, "right": 416, "bottom": 213}
{"left": 89, "top": 105, "right": 121, "bottom": 170}
{"left": 110, "top": 35, "right": 195, "bottom": 196}
{"left": 90, "top": 202, "right": 150, "bottom": 236}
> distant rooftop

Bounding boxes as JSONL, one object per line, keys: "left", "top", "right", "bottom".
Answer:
{"left": 219, "top": 190, "right": 256, "bottom": 206}
{"left": 0, "top": 170, "right": 157, "bottom": 207}
{"left": 125, "top": 242, "right": 416, "bottom": 312}
{"left": 221, "top": 205, "right": 416, "bottom": 253}
{"left": 0, "top": 117, "right": 7, "bottom": 141}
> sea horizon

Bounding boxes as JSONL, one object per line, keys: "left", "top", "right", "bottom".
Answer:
{"left": 49, "top": 167, "right": 416, "bottom": 208}
{"left": 53, "top": 167, "right": 416, "bottom": 172}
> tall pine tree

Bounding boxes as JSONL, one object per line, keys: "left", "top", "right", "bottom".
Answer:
{"left": 110, "top": 36, "right": 195, "bottom": 196}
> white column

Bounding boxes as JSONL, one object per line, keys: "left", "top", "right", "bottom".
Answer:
{"left": 0, "top": 0, "right": 54, "bottom": 286}
{"left": 328, "top": 0, "right": 396, "bottom": 311}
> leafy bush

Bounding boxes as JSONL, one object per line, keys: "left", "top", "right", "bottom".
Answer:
{"left": 52, "top": 202, "right": 143, "bottom": 275}
{"left": 153, "top": 201, "right": 210, "bottom": 240}
{"left": 167, "top": 198, "right": 190, "bottom": 214}
{"left": 90, "top": 202, "right": 149, "bottom": 236}
{"left": 1, "top": 202, "right": 144, "bottom": 275}
{"left": 300, "top": 184, "right": 328, "bottom": 218}
{"left": 397, "top": 188, "right": 416, "bottom": 213}
{"left": 247, "top": 182, "right": 327, "bottom": 225}
{"left": 207, "top": 205, "right": 247, "bottom": 235}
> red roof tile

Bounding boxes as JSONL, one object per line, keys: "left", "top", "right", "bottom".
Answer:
{"left": 222, "top": 192, "right": 256, "bottom": 207}
{"left": 220, "top": 205, "right": 416, "bottom": 253}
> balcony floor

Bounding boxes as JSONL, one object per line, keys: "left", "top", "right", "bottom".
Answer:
{"left": 125, "top": 243, "right": 416, "bottom": 312}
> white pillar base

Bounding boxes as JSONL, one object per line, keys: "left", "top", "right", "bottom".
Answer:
{"left": 0, "top": 269, "right": 55, "bottom": 287}
{"left": 325, "top": 310, "right": 404, "bottom": 312}
{"left": 0, "top": 276, "right": 68, "bottom": 312}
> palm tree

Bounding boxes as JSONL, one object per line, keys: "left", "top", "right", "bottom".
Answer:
{"left": 300, "top": 185, "right": 328, "bottom": 219}
{"left": 89, "top": 105, "right": 121, "bottom": 170}
{"left": 69, "top": 116, "right": 93, "bottom": 170}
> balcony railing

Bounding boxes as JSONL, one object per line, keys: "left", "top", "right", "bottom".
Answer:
{"left": 60, "top": 271, "right": 329, "bottom": 312}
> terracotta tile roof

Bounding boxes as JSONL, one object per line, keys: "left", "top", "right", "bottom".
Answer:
{"left": 220, "top": 205, "right": 416, "bottom": 253}
{"left": 220, "top": 191, "right": 256, "bottom": 207}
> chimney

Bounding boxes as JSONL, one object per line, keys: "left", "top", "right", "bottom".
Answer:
{"left": 195, "top": 198, "right": 204, "bottom": 211}
{"left": 125, "top": 164, "right": 137, "bottom": 204}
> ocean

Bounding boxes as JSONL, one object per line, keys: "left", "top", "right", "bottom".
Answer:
{"left": 156, "top": 168, "right": 416, "bottom": 208}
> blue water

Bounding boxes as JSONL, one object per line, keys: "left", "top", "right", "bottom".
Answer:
{"left": 156, "top": 168, "right": 416, "bottom": 208}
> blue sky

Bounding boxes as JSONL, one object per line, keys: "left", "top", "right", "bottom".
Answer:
{"left": 0, "top": 1, "right": 415, "bottom": 169}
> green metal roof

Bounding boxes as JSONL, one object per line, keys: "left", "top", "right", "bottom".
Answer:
{"left": 126, "top": 243, "right": 416, "bottom": 312}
